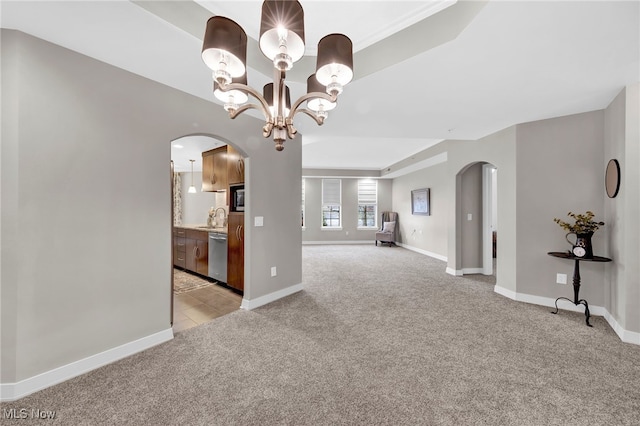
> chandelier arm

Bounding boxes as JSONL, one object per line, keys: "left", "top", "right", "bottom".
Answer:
{"left": 287, "top": 91, "right": 337, "bottom": 121}
{"left": 218, "top": 81, "right": 273, "bottom": 122}
{"left": 228, "top": 103, "right": 267, "bottom": 120}
{"left": 294, "top": 108, "right": 326, "bottom": 126}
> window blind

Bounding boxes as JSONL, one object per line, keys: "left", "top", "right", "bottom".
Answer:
{"left": 322, "top": 179, "right": 341, "bottom": 204}
{"left": 358, "top": 180, "right": 377, "bottom": 204}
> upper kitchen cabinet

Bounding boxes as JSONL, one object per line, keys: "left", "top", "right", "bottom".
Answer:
{"left": 227, "top": 145, "right": 245, "bottom": 184}
{"left": 202, "top": 146, "right": 228, "bottom": 192}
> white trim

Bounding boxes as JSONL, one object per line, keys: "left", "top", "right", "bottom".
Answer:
{"left": 302, "top": 240, "right": 373, "bottom": 245}
{"left": 603, "top": 310, "right": 640, "bottom": 345}
{"left": 0, "top": 328, "right": 174, "bottom": 402}
{"left": 482, "top": 164, "right": 494, "bottom": 275}
{"left": 397, "top": 242, "right": 447, "bottom": 262}
{"left": 494, "top": 285, "right": 606, "bottom": 315}
{"left": 462, "top": 268, "right": 485, "bottom": 274}
{"left": 241, "top": 283, "right": 304, "bottom": 310}
{"left": 493, "top": 286, "right": 640, "bottom": 346}
{"left": 494, "top": 284, "right": 516, "bottom": 300}
{"left": 382, "top": 151, "right": 447, "bottom": 179}
{"left": 446, "top": 267, "right": 463, "bottom": 276}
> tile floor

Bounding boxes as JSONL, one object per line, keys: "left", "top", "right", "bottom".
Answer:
{"left": 173, "top": 272, "right": 242, "bottom": 333}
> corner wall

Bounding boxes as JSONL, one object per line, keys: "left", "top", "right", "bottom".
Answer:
{"left": 515, "top": 110, "right": 605, "bottom": 305}
{"left": 1, "top": 30, "right": 303, "bottom": 398}
{"left": 604, "top": 84, "right": 640, "bottom": 338}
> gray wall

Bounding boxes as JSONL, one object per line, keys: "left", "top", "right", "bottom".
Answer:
{"left": 302, "top": 177, "right": 392, "bottom": 243}
{"left": 391, "top": 161, "right": 448, "bottom": 257}
{"left": 460, "top": 163, "right": 483, "bottom": 270}
{"left": 446, "top": 127, "right": 518, "bottom": 289}
{"left": 604, "top": 84, "right": 640, "bottom": 334}
{"left": 386, "top": 126, "right": 519, "bottom": 291}
{"left": 1, "top": 30, "right": 302, "bottom": 383}
{"left": 516, "top": 111, "right": 605, "bottom": 305}
{"left": 387, "top": 102, "right": 640, "bottom": 339}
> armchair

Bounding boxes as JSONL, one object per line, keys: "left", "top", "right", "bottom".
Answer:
{"left": 375, "top": 211, "right": 398, "bottom": 246}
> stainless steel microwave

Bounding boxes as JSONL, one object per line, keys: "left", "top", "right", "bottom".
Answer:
{"left": 233, "top": 188, "right": 245, "bottom": 212}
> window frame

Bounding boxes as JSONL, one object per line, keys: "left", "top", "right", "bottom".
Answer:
{"left": 321, "top": 178, "right": 342, "bottom": 230}
{"left": 357, "top": 179, "right": 378, "bottom": 229}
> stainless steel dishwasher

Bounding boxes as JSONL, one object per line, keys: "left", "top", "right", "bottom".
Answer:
{"left": 208, "top": 232, "right": 227, "bottom": 283}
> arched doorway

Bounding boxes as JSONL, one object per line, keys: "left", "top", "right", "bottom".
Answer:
{"left": 170, "top": 134, "right": 246, "bottom": 333}
{"left": 456, "top": 161, "right": 497, "bottom": 276}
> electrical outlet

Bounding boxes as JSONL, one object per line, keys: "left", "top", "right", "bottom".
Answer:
{"left": 346, "top": 231, "right": 349, "bottom": 236}
{"left": 271, "top": 266, "right": 277, "bottom": 277}
{"left": 556, "top": 273, "right": 567, "bottom": 285}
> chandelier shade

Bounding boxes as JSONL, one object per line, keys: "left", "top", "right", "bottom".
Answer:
{"left": 307, "top": 74, "right": 336, "bottom": 112}
{"left": 264, "top": 82, "right": 291, "bottom": 116}
{"left": 201, "top": 0, "right": 352, "bottom": 151}
{"left": 259, "top": 0, "right": 305, "bottom": 66}
{"left": 315, "top": 33, "right": 354, "bottom": 87}
{"left": 202, "top": 16, "right": 248, "bottom": 81}
{"left": 214, "top": 74, "right": 249, "bottom": 107}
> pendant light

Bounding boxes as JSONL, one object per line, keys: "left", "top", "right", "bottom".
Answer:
{"left": 188, "top": 159, "right": 197, "bottom": 194}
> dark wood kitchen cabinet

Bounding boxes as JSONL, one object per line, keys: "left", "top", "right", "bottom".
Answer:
{"left": 227, "top": 145, "right": 245, "bottom": 185}
{"left": 174, "top": 228, "right": 208, "bottom": 276}
{"left": 173, "top": 228, "right": 187, "bottom": 269}
{"left": 202, "top": 146, "right": 228, "bottom": 192}
{"left": 227, "top": 213, "right": 244, "bottom": 292}
{"left": 186, "top": 229, "right": 208, "bottom": 276}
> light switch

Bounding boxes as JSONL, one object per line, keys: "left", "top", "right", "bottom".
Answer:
{"left": 467, "top": 213, "right": 473, "bottom": 221}
{"left": 254, "top": 216, "right": 264, "bottom": 227}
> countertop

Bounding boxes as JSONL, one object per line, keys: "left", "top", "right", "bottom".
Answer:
{"left": 175, "top": 224, "right": 228, "bottom": 234}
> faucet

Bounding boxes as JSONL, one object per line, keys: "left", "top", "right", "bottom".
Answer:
{"left": 213, "top": 207, "right": 227, "bottom": 227}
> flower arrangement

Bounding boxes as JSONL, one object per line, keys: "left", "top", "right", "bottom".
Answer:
{"left": 553, "top": 211, "right": 604, "bottom": 234}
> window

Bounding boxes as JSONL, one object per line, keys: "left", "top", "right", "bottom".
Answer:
{"left": 358, "top": 179, "right": 377, "bottom": 228}
{"left": 322, "top": 179, "right": 341, "bottom": 228}
{"left": 301, "top": 178, "right": 305, "bottom": 228}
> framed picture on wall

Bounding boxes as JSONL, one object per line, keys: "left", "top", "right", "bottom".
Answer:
{"left": 411, "top": 188, "right": 430, "bottom": 215}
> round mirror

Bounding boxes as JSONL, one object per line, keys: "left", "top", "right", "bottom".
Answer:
{"left": 605, "top": 159, "right": 620, "bottom": 198}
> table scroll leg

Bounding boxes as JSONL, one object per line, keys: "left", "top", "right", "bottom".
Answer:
{"left": 551, "top": 297, "right": 573, "bottom": 315}
{"left": 578, "top": 299, "right": 592, "bottom": 327}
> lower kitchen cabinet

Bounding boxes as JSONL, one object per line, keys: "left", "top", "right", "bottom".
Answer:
{"left": 173, "top": 228, "right": 187, "bottom": 269}
{"left": 227, "top": 213, "right": 244, "bottom": 292}
{"left": 174, "top": 228, "right": 208, "bottom": 276}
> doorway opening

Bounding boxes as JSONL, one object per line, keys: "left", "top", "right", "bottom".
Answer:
{"left": 457, "top": 161, "right": 497, "bottom": 277}
{"left": 482, "top": 164, "right": 497, "bottom": 276}
{"left": 170, "top": 134, "right": 243, "bottom": 333}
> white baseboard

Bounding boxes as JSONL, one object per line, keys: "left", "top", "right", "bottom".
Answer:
{"left": 302, "top": 240, "right": 373, "bottom": 245}
{"left": 0, "top": 328, "right": 174, "bottom": 402}
{"left": 446, "top": 267, "right": 463, "bottom": 276}
{"left": 603, "top": 310, "right": 640, "bottom": 345}
{"left": 397, "top": 242, "right": 447, "bottom": 262}
{"left": 462, "top": 268, "right": 484, "bottom": 274}
{"left": 493, "top": 285, "right": 640, "bottom": 346}
{"left": 241, "top": 283, "right": 304, "bottom": 310}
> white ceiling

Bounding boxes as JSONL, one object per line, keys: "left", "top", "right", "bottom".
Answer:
{"left": 2, "top": 1, "right": 638, "bottom": 173}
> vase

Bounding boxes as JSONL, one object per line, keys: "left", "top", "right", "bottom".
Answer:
{"left": 566, "top": 232, "right": 594, "bottom": 259}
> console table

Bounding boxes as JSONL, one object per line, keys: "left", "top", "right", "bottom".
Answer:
{"left": 547, "top": 252, "right": 612, "bottom": 327}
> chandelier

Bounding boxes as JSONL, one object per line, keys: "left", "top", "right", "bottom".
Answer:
{"left": 201, "top": 0, "right": 354, "bottom": 151}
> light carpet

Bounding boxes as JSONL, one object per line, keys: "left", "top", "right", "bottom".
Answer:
{"left": 3, "top": 245, "right": 639, "bottom": 425}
